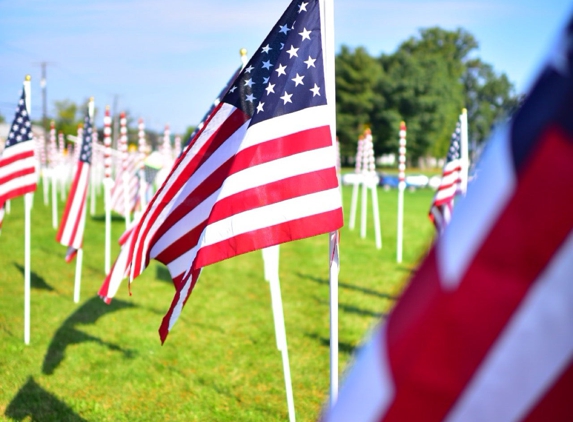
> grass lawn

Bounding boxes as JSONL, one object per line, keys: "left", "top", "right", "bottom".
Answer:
{"left": 0, "top": 180, "right": 435, "bottom": 421}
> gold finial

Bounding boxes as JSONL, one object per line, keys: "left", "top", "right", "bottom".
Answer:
{"left": 462, "top": 108, "right": 467, "bottom": 114}
{"left": 105, "top": 105, "right": 110, "bottom": 111}
{"left": 89, "top": 96, "right": 94, "bottom": 102}
{"left": 25, "top": 75, "right": 31, "bottom": 81}
{"left": 240, "top": 48, "right": 248, "bottom": 57}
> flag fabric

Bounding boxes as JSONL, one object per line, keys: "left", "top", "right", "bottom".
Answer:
{"left": 56, "top": 113, "right": 93, "bottom": 262}
{"left": 128, "top": 0, "right": 343, "bottom": 342}
{"left": 0, "top": 88, "right": 38, "bottom": 229}
{"left": 110, "top": 151, "right": 139, "bottom": 216}
{"left": 428, "top": 120, "right": 464, "bottom": 233}
{"left": 98, "top": 224, "right": 136, "bottom": 304}
{"left": 323, "top": 16, "right": 573, "bottom": 422}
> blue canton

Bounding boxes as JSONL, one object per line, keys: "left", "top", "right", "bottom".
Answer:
{"left": 79, "top": 114, "right": 93, "bottom": 164}
{"left": 223, "top": 0, "right": 326, "bottom": 126}
{"left": 6, "top": 90, "right": 32, "bottom": 149}
{"left": 447, "top": 122, "right": 461, "bottom": 163}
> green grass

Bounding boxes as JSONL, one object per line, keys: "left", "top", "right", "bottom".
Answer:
{"left": 0, "top": 182, "right": 435, "bottom": 421}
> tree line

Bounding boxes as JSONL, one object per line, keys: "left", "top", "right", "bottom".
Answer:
{"left": 336, "top": 26, "right": 520, "bottom": 165}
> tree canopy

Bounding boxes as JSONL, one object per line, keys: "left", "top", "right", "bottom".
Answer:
{"left": 335, "top": 26, "right": 519, "bottom": 165}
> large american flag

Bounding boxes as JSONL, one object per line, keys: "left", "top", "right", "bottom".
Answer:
{"left": 428, "top": 120, "right": 464, "bottom": 233}
{"left": 0, "top": 88, "right": 37, "bottom": 229}
{"left": 323, "top": 15, "right": 573, "bottom": 422}
{"left": 128, "top": 0, "right": 343, "bottom": 342}
{"left": 56, "top": 113, "right": 93, "bottom": 262}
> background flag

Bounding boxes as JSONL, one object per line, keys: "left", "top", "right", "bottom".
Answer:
{"left": 324, "top": 13, "right": 573, "bottom": 422}
{"left": 56, "top": 112, "right": 93, "bottom": 262}
{"left": 428, "top": 120, "right": 464, "bottom": 233}
{"left": 128, "top": 0, "right": 343, "bottom": 342}
{"left": 0, "top": 88, "right": 38, "bottom": 229}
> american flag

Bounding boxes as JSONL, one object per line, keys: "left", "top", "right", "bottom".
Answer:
{"left": 56, "top": 113, "right": 93, "bottom": 262}
{"left": 128, "top": 0, "right": 343, "bottom": 342}
{"left": 323, "top": 15, "right": 573, "bottom": 422}
{"left": 0, "top": 88, "right": 37, "bottom": 229}
{"left": 428, "top": 120, "right": 464, "bottom": 233}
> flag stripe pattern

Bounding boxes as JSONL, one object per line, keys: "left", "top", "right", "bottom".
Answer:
{"left": 324, "top": 15, "right": 573, "bottom": 422}
{"left": 128, "top": 0, "right": 343, "bottom": 342}
{"left": 0, "top": 88, "right": 37, "bottom": 204}
{"left": 56, "top": 113, "right": 93, "bottom": 261}
{"left": 429, "top": 120, "right": 463, "bottom": 233}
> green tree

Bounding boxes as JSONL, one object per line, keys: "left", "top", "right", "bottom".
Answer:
{"left": 53, "top": 100, "right": 80, "bottom": 139}
{"left": 335, "top": 46, "right": 384, "bottom": 161}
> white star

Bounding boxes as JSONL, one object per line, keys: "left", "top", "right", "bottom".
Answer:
{"left": 245, "top": 93, "right": 256, "bottom": 102}
{"left": 286, "top": 45, "right": 299, "bottom": 58}
{"left": 280, "top": 92, "right": 293, "bottom": 104}
{"left": 244, "top": 78, "right": 255, "bottom": 88}
{"left": 245, "top": 65, "right": 255, "bottom": 73}
{"left": 292, "top": 73, "right": 305, "bottom": 86}
{"left": 304, "top": 56, "right": 316, "bottom": 68}
{"left": 262, "top": 44, "right": 272, "bottom": 54}
{"left": 280, "top": 43, "right": 285, "bottom": 50}
{"left": 299, "top": 28, "right": 312, "bottom": 41}
{"left": 262, "top": 60, "right": 273, "bottom": 70}
{"left": 263, "top": 76, "right": 270, "bottom": 84}
{"left": 16, "top": 135, "right": 22, "bottom": 141}
{"left": 21, "top": 110, "right": 27, "bottom": 116}
{"left": 310, "top": 84, "right": 321, "bottom": 97}
{"left": 266, "top": 83, "right": 276, "bottom": 95}
{"left": 279, "top": 24, "right": 291, "bottom": 35}
{"left": 257, "top": 102, "right": 265, "bottom": 113}
{"left": 298, "top": 2, "right": 308, "bottom": 13}
{"left": 17, "top": 117, "right": 23, "bottom": 123}
{"left": 18, "top": 99, "right": 23, "bottom": 105}
{"left": 229, "top": 86, "right": 238, "bottom": 93}
{"left": 20, "top": 127, "right": 26, "bottom": 134}
{"left": 275, "top": 64, "right": 287, "bottom": 76}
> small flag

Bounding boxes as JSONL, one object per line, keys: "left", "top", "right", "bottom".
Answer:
{"left": 0, "top": 87, "right": 38, "bottom": 229}
{"left": 56, "top": 111, "right": 93, "bottom": 262}
{"left": 429, "top": 120, "right": 464, "bottom": 233}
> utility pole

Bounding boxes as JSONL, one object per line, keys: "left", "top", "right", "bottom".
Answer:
{"left": 33, "top": 61, "right": 55, "bottom": 132}
{"left": 111, "top": 94, "right": 120, "bottom": 150}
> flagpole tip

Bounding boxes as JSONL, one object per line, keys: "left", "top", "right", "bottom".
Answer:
{"left": 105, "top": 105, "right": 110, "bottom": 111}
{"left": 462, "top": 108, "right": 467, "bottom": 114}
{"left": 240, "top": 48, "right": 248, "bottom": 57}
{"left": 25, "top": 75, "right": 31, "bottom": 81}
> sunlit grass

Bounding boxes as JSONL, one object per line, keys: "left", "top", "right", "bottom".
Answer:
{"left": 0, "top": 181, "right": 435, "bottom": 421}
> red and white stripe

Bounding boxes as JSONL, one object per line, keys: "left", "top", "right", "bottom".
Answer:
{"left": 103, "top": 107, "right": 112, "bottom": 180}
{"left": 324, "top": 123, "right": 573, "bottom": 421}
{"left": 55, "top": 160, "right": 90, "bottom": 260}
{"left": 0, "top": 142, "right": 37, "bottom": 204}
{"left": 110, "top": 112, "right": 139, "bottom": 216}
{"left": 398, "top": 121, "right": 406, "bottom": 185}
{"left": 128, "top": 103, "right": 342, "bottom": 341}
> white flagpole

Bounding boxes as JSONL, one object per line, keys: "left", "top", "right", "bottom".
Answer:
{"left": 364, "top": 130, "right": 382, "bottom": 249}
{"left": 49, "top": 121, "right": 58, "bottom": 229}
{"left": 119, "top": 112, "right": 131, "bottom": 228}
{"left": 23, "top": 75, "right": 32, "bottom": 345}
{"left": 138, "top": 118, "right": 147, "bottom": 212}
{"left": 348, "top": 136, "right": 363, "bottom": 230}
{"left": 322, "top": 0, "right": 339, "bottom": 406}
{"left": 103, "top": 106, "right": 113, "bottom": 274}
{"left": 397, "top": 121, "right": 407, "bottom": 263}
{"left": 460, "top": 108, "right": 469, "bottom": 193}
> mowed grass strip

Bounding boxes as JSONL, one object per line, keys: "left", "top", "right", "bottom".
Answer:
{"left": 0, "top": 180, "right": 435, "bottom": 421}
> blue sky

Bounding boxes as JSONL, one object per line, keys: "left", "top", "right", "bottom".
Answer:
{"left": 1, "top": 0, "right": 571, "bottom": 135}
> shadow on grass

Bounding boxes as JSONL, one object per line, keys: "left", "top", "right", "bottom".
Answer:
{"left": 155, "top": 264, "right": 174, "bottom": 284}
{"left": 14, "top": 263, "right": 55, "bottom": 291}
{"left": 304, "top": 332, "right": 356, "bottom": 355}
{"left": 42, "top": 296, "right": 137, "bottom": 375}
{"left": 298, "top": 272, "right": 401, "bottom": 301}
{"left": 90, "top": 213, "right": 127, "bottom": 223}
{"left": 5, "top": 376, "right": 88, "bottom": 421}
